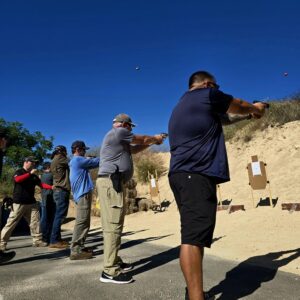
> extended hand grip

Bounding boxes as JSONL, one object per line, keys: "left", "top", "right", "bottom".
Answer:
{"left": 253, "top": 101, "right": 270, "bottom": 108}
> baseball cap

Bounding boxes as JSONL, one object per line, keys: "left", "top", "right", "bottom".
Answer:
{"left": 54, "top": 145, "right": 67, "bottom": 153}
{"left": 71, "top": 140, "right": 90, "bottom": 150}
{"left": 113, "top": 113, "right": 136, "bottom": 127}
{"left": 24, "top": 156, "right": 39, "bottom": 163}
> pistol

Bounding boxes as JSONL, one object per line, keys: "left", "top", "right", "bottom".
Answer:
{"left": 253, "top": 101, "right": 270, "bottom": 109}
{"left": 160, "top": 133, "right": 168, "bottom": 139}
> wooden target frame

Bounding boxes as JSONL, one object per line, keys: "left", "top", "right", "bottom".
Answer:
{"left": 148, "top": 170, "right": 161, "bottom": 205}
{"left": 247, "top": 155, "right": 272, "bottom": 207}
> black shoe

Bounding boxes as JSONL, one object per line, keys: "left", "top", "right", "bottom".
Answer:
{"left": 185, "top": 287, "right": 215, "bottom": 300}
{"left": 0, "top": 250, "right": 16, "bottom": 264}
{"left": 100, "top": 271, "right": 134, "bottom": 284}
{"left": 120, "top": 262, "right": 133, "bottom": 271}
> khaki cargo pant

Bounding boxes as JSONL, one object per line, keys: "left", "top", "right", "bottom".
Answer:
{"left": 70, "top": 192, "right": 92, "bottom": 254}
{"left": 96, "top": 177, "right": 125, "bottom": 276}
{"left": 0, "top": 203, "right": 42, "bottom": 249}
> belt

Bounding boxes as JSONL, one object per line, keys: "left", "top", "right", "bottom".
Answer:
{"left": 53, "top": 186, "right": 70, "bottom": 192}
{"left": 98, "top": 174, "right": 111, "bottom": 178}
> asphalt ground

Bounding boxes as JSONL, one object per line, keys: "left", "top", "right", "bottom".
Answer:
{"left": 0, "top": 228, "right": 299, "bottom": 300}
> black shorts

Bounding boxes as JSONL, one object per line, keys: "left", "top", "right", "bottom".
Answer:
{"left": 169, "top": 172, "right": 217, "bottom": 248}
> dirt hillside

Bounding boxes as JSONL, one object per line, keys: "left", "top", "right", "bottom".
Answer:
{"left": 125, "top": 121, "right": 300, "bottom": 275}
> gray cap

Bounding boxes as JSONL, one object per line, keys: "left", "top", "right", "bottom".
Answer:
{"left": 113, "top": 113, "right": 136, "bottom": 127}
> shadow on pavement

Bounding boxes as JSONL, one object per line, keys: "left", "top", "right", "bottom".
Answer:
{"left": 208, "top": 248, "right": 300, "bottom": 300}
{"left": 121, "top": 234, "right": 173, "bottom": 251}
{"left": 1, "top": 248, "right": 69, "bottom": 266}
{"left": 130, "top": 246, "right": 179, "bottom": 276}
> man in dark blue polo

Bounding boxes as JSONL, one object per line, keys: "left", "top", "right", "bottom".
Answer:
{"left": 168, "top": 71, "right": 266, "bottom": 300}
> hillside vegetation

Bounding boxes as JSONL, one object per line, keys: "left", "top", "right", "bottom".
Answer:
{"left": 224, "top": 96, "right": 300, "bottom": 142}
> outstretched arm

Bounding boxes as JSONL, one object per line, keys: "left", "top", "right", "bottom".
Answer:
{"left": 131, "top": 134, "right": 164, "bottom": 145}
{"left": 220, "top": 113, "right": 252, "bottom": 126}
{"left": 227, "top": 99, "right": 266, "bottom": 118}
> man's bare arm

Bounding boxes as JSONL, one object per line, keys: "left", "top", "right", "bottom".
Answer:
{"left": 227, "top": 98, "right": 266, "bottom": 117}
{"left": 131, "top": 134, "right": 163, "bottom": 145}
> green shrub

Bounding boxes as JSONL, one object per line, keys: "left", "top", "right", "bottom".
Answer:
{"left": 0, "top": 165, "right": 15, "bottom": 197}
{"left": 133, "top": 150, "right": 167, "bottom": 183}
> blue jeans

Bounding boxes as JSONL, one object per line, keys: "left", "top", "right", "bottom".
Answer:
{"left": 40, "top": 191, "right": 55, "bottom": 243}
{"left": 50, "top": 189, "right": 70, "bottom": 244}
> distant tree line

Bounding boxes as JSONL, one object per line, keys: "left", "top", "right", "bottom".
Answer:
{"left": 0, "top": 118, "right": 53, "bottom": 196}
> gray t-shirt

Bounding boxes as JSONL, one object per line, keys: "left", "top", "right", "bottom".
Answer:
{"left": 98, "top": 127, "right": 134, "bottom": 182}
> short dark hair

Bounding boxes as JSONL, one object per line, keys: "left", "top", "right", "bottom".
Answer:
{"left": 188, "top": 71, "right": 215, "bottom": 88}
{"left": 42, "top": 162, "right": 51, "bottom": 170}
{"left": 71, "top": 140, "right": 90, "bottom": 154}
{"left": 51, "top": 145, "right": 67, "bottom": 159}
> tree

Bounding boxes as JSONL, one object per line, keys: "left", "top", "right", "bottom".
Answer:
{"left": 0, "top": 118, "right": 54, "bottom": 167}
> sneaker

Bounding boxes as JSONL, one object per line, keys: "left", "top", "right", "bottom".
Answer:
{"left": 33, "top": 240, "right": 48, "bottom": 247}
{"left": 185, "top": 287, "right": 215, "bottom": 300}
{"left": 100, "top": 271, "right": 134, "bottom": 284}
{"left": 49, "top": 241, "right": 69, "bottom": 249}
{"left": 120, "top": 262, "right": 133, "bottom": 271}
{"left": 69, "top": 251, "right": 93, "bottom": 260}
{"left": 0, "top": 250, "right": 16, "bottom": 264}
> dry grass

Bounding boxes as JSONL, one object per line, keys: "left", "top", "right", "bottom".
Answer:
{"left": 224, "top": 97, "right": 300, "bottom": 142}
{"left": 133, "top": 149, "right": 167, "bottom": 183}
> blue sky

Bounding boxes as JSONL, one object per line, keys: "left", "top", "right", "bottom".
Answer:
{"left": 1, "top": 0, "right": 299, "bottom": 150}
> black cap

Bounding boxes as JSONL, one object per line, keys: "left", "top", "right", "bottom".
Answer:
{"left": 71, "top": 140, "right": 90, "bottom": 150}
{"left": 113, "top": 113, "right": 136, "bottom": 127}
{"left": 24, "top": 156, "right": 39, "bottom": 163}
{"left": 54, "top": 145, "right": 67, "bottom": 153}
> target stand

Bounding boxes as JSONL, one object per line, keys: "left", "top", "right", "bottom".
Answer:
{"left": 148, "top": 170, "right": 165, "bottom": 212}
{"left": 247, "top": 155, "right": 273, "bottom": 208}
{"left": 217, "top": 184, "right": 245, "bottom": 214}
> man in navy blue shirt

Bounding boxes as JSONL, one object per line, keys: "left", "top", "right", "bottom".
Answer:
{"left": 168, "top": 71, "right": 266, "bottom": 300}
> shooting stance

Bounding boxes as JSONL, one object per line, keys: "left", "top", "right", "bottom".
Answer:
{"left": 96, "top": 113, "right": 166, "bottom": 284}
{"left": 168, "top": 71, "right": 266, "bottom": 300}
{"left": 0, "top": 156, "right": 51, "bottom": 251}
{"left": 69, "top": 140, "right": 100, "bottom": 260}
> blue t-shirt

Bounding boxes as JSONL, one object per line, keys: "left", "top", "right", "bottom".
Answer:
{"left": 168, "top": 88, "right": 233, "bottom": 184}
{"left": 69, "top": 156, "right": 100, "bottom": 202}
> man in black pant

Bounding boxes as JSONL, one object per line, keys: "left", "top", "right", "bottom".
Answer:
{"left": 0, "top": 128, "right": 16, "bottom": 264}
{"left": 168, "top": 71, "right": 266, "bottom": 300}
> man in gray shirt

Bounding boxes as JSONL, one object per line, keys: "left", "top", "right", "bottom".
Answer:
{"left": 96, "top": 113, "right": 165, "bottom": 284}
